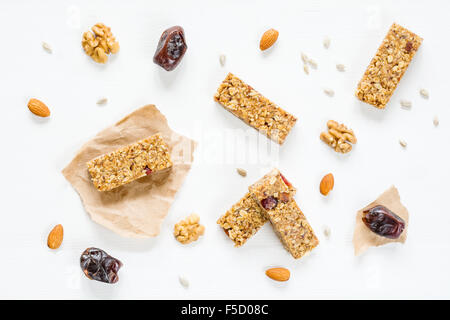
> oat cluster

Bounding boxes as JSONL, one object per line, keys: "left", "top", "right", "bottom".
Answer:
{"left": 320, "top": 120, "right": 357, "bottom": 153}
{"left": 174, "top": 214, "right": 205, "bottom": 244}
{"left": 86, "top": 133, "right": 172, "bottom": 191}
{"left": 82, "top": 23, "right": 120, "bottom": 64}
{"left": 214, "top": 73, "right": 297, "bottom": 145}
{"left": 356, "top": 23, "right": 422, "bottom": 109}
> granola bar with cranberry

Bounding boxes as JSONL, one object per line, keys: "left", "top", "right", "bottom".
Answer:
{"left": 86, "top": 133, "right": 172, "bottom": 191}
{"left": 249, "top": 169, "right": 319, "bottom": 259}
{"left": 214, "top": 73, "right": 297, "bottom": 145}
{"left": 356, "top": 23, "right": 423, "bottom": 109}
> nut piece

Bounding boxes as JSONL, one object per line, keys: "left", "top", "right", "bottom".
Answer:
{"left": 265, "top": 267, "right": 290, "bottom": 282}
{"left": 323, "top": 36, "right": 330, "bottom": 49}
{"left": 400, "top": 100, "right": 412, "bottom": 109}
{"left": 28, "top": 98, "right": 50, "bottom": 117}
{"left": 336, "top": 64, "right": 345, "bottom": 72}
{"left": 82, "top": 23, "right": 119, "bottom": 64}
{"left": 236, "top": 168, "right": 247, "bottom": 177}
{"left": 259, "top": 28, "right": 279, "bottom": 51}
{"left": 47, "top": 224, "right": 63, "bottom": 249}
{"left": 320, "top": 120, "right": 357, "bottom": 153}
{"left": 96, "top": 97, "right": 108, "bottom": 105}
{"left": 399, "top": 139, "right": 407, "bottom": 148}
{"left": 219, "top": 54, "right": 226, "bottom": 66}
{"left": 179, "top": 275, "right": 189, "bottom": 288}
{"left": 42, "top": 42, "right": 52, "bottom": 54}
{"left": 320, "top": 173, "right": 334, "bottom": 196}
{"left": 433, "top": 116, "right": 439, "bottom": 127}
{"left": 419, "top": 89, "right": 429, "bottom": 99}
{"left": 324, "top": 88, "right": 334, "bottom": 97}
{"left": 174, "top": 214, "right": 205, "bottom": 244}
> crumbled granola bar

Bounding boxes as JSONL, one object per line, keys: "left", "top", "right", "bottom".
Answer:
{"left": 356, "top": 23, "right": 422, "bottom": 109}
{"left": 249, "top": 169, "right": 319, "bottom": 259}
{"left": 214, "top": 73, "right": 297, "bottom": 145}
{"left": 174, "top": 214, "right": 205, "bottom": 244}
{"left": 86, "top": 133, "right": 172, "bottom": 191}
{"left": 217, "top": 192, "right": 268, "bottom": 247}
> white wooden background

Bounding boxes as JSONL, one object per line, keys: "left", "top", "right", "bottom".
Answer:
{"left": 1, "top": 0, "right": 449, "bottom": 299}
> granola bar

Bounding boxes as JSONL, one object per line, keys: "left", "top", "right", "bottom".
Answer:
{"left": 214, "top": 73, "right": 297, "bottom": 144}
{"left": 249, "top": 169, "right": 319, "bottom": 259}
{"left": 87, "top": 133, "right": 172, "bottom": 191}
{"left": 217, "top": 192, "right": 268, "bottom": 247}
{"left": 356, "top": 23, "right": 423, "bottom": 109}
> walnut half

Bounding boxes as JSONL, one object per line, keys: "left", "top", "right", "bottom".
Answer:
{"left": 174, "top": 214, "right": 205, "bottom": 244}
{"left": 320, "top": 120, "right": 357, "bottom": 153}
{"left": 82, "top": 23, "right": 120, "bottom": 64}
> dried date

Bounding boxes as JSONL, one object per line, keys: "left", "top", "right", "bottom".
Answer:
{"left": 153, "top": 26, "right": 187, "bottom": 71}
{"left": 362, "top": 205, "right": 405, "bottom": 239}
{"left": 80, "top": 247, "right": 122, "bottom": 284}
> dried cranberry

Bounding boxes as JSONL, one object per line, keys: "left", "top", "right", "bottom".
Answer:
{"left": 261, "top": 196, "right": 278, "bottom": 210}
{"left": 153, "top": 26, "right": 187, "bottom": 71}
{"left": 362, "top": 205, "right": 405, "bottom": 239}
{"left": 280, "top": 192, "right": 290, "bottom": 203}
{"left": 144, "top": 166, "right": 152, "bottom": 175}
{"left": 405, "top": 41, "right": 413, "bottom": 53}
{"left": 80, "top": 248, "right": 122, "bottom": 284}
{"left": 280, "top": 173, "right": 292, "bottom": 187}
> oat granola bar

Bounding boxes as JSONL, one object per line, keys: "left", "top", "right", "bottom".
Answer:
{"left": 214, "top": 73, "right": 297, "bottom": 144}
{"left": 249, "top": 169, "right": 319, "bottom": 259}
{"left": 87, "top": 133, "right": 172, "bottom": 191}
{"left": 217, "top": 192, "right": 268, "bottom": 247}
{"left": 356, "top": 23, "right": 422, "bottom": 109}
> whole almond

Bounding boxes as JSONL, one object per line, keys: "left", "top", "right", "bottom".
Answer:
{"left": 320, "top": 173, "right": 334, "bottom": 196}
{"left": 265, "top": 267, "right": 290, "bottom": 282}
{"left": 259, "top": 29, "right": 279, "bottom": 51}
{"left": 47, "top": 224, "right": 64, "bottom": 249}
{"left": 28, "top": 98, "right": 50, "bottom": 117}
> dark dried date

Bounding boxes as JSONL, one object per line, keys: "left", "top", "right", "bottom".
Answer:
{"left": 153, "top": 26, "right": 187, "bottom": 71}
{"left": 80, "top": 247, "right": 122, "bottom": 284}
{"left": 362, "top": 205, "right": 405, "bottom": 239}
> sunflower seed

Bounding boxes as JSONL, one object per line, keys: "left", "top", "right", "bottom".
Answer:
{"left": 400, "top": 100, "right": 412, "bottom": 109}
{"left": 42, "top": 42, "right": 52, "bottom": 54}
{"left": 399, "top": 139, "right": 407, "bottom": 148}
{"left": 419, "top": 89, "right": 429, "bottom": 99}
{"left": 336, "top": 64, "right": 345, "bottom": 72}
{"left": 433, "top": 116, "right": 439, "bottom": 127}
{"left": 308, "top": 58, "right": 318, "bottom": 69}
{"left": 324, "top": 88, "right": 334, "bottom": 97}
{"left": 303, "top": 64, "right": 309, "bottom": 75}
{"left": 179, "top": 275, "right": 189, "bottom": 288}
{"left": 323, "top": 226, "right": 331, "bottom": 239}
{"left": 219, "top": 54, "right": 226, "bottom": 66}
{"left": 96, "top": 97, "right": 108, "bottom": 105}
{"left": 323, "top": 37, "right": 330, "bottom": 49}
{"left": 301, "top": 52, "right": 308, "bottom": 64}
{"left": 236, "top": 168, "right": 247, "bottom": 177}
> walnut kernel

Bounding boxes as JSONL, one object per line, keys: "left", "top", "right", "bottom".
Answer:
{"left": 82, "top": 23, "right": 119, "bottom": 64}
{"left": 320, "top": 120, "right": 356, "bottom": 153}
{"left": 174, "top": 214, "right": 205, "bottom": 244}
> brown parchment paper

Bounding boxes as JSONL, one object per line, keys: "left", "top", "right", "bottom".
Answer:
{"left": 353, "top": 186, "right": 409, "bottom": 256}
{"left": 62, "top": 105, "right": 196, "bottom": 238}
